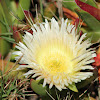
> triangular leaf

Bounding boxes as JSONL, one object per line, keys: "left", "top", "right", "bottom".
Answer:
{"left": 30, "top": 79, "right": 47, "bottom": 96}
{"left": 67, "top": 83, "right": 78, "bottom": 92}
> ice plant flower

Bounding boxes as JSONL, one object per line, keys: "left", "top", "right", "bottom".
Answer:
{"left": 14, "top": 18, "right": 96, "bottom": 91}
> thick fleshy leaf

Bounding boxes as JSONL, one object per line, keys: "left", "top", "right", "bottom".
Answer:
{"left": 0, "top": 38, "right": 10, "bottom": 57}
{"left": 67, "top": 83, "right": 78, "bottom": 92}
{"left": 5, "top": 0, "right": 17, "bottom": 22}
{"left": 17, "top": 0, "right": 31, "bottom": 20}
{"left": 63, "top": 0, "right": 97, "bottom": 11}
{"left": 0, "top": 0, "right": 15, "bottom": 56}
{"left": 75, "top": 9, "right": 100, "bottom": 42}
{"left": 30, "top": 79, "right": 47, "bottom": 96}
{"left": 0, "top": 0, "right": 12, "bottom": 27}
{"left": 63, "top": 0, "right": 79, "bottom": 11}
{"left": 0, "top": 3, "right": 11, "bottom": 56}
{"left": 75, "top": 9, "right": 100, "bottom": 32}
{"left": 75, "top": 0, "right": 100, "bottom": 20}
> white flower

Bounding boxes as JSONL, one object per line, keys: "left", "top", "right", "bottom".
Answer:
{"left": 13, "top": 18, "right": 96, "bottom": 91}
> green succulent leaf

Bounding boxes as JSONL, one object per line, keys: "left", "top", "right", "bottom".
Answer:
{"left": 75, "top": 9, "right": 100, "bottom": 32}
{"left": 67, "top": 83, "right": 78, "bottom": 92}
{"left": 0, "top": 0, "right": 13, "bottom": 30}
{"left": 0, "top": 39, "right": 11, "bottom": 56}
{"left": 30, "top": 79, "right": 47, "bottom": 96}
{"left": 62, "top": 0, "right": 97, "bottom": 11}
{"left": 17, "top": 0, "right": 31, "bottom": 20}
{"left": 63, "top": 0, "right": 78, "bottom": 11}
{"left": 0, "top": 0, "right": 13, "bottom": 57}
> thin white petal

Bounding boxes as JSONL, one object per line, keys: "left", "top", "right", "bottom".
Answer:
{"left": 36, "top": 76, "right": 43, "bottom": 80}
{"left": 24, "top": 70, "right": 34, "bottom": 76}
{"left": 49, "top": 82, "right": 53, "bottom": 89}
{"left": 43, "top": 79, "right": 47, "bottom": 87}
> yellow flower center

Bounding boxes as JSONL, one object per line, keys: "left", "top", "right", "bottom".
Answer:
{"left": 36, "top": 42, "right": 75, "bottom": 75}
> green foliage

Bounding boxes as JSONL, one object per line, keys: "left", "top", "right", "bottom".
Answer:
{"left": 44, "top": 3, "right": 57, "bottom": 19}
{"left": 63, "top": 0, "right": 100, "bottom": 42}
{"left": 63, "top": 0, "right": 78, "bottom": 11}
{"left": 0, "top": 0, "right": 99, "bottom": 99}
{"left": 75, "top": 8, "right": 100, "bottom": 42}
{"left": 0, "top": 0, "right": 31, "bottom": 57}
{"left": 0, "top": 0, "right": 13, "bottom": 57}
{"left": 63, "top": 0, "right": 97, "bottom": 11}
{"left": 68, "top": 83, "right": 78, "bottom": 92}
{"left": 0, "top": 71, "right": 17, "bottom": 99}
{"left": 0, "top": 0, "right": 12, "bottom": 30}
{"left": 75, "top": 9, "right": 100, "bottom": 31}
{"left": 0, "top": 69, "right": 30, "bottom": 100}
{"left": 0, "top": 39, "right": 11, "bottom": 56}
{"left": 30, "top": 79, "right": 47, "bottom": 96}
{"left": 17, "top": 0, "right": 31, "bottom": 21}
{"left": 0, "top": 36, "right": 15, "bottom": 43}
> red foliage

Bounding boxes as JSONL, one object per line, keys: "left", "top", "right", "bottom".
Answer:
{"left": 73, "top": 18, "right": 79, "bottom": 28}
{"left": 24, "top": 10, "right": 34, "bottom": 24}
{"left": 13, "top": 26, "right": 22, "bottom": 43}
{"left": 75, "top": 0, "right": 100, "bottom": 20}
